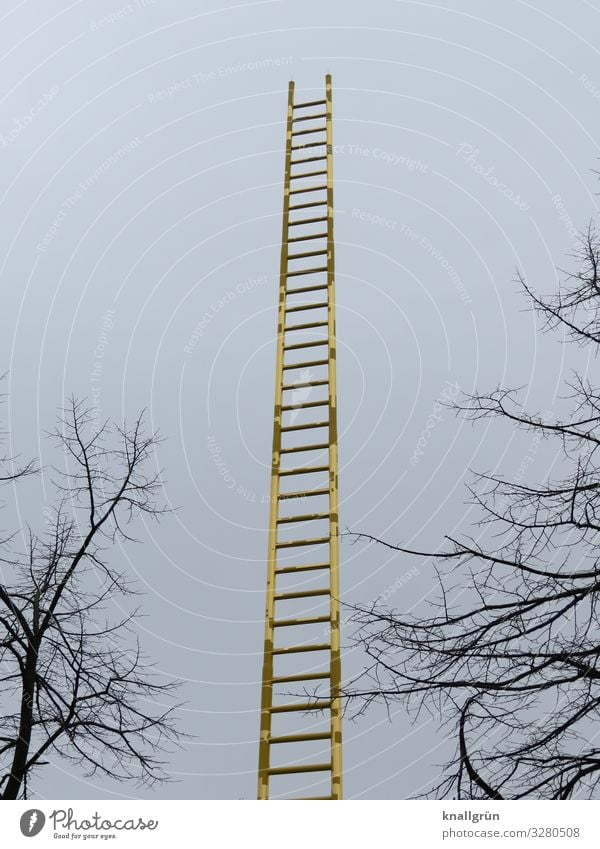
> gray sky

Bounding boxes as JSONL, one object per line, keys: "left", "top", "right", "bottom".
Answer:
{"left": 1, "top": 0, "right": 599, "bottom": 799}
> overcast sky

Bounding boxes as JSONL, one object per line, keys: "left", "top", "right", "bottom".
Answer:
{"left": 1, "top": 0, "right": 599, "bottom": 800}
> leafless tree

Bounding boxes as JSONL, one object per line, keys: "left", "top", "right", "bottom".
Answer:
{"left": 0, "top": 396, "right": 181, "bottom": 800}
{"left": 346, "top": 224, "right": 600, "bottom": 799}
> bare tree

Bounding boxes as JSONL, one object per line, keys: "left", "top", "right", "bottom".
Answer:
{"left": 0, "top": 397, "right": 181, "bottom": 800}
{"left": 346, "top": 224, "right": 600, "bottom": 800}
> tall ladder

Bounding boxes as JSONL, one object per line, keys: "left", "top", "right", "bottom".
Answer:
{"left": 257, "top": 75, "right": 342, "bottom": 800}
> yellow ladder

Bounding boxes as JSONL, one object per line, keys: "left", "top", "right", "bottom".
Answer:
{"left": 257, "top": 75, "right": 342, "bottom": 800}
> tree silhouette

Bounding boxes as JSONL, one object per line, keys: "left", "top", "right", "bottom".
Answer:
{"left": 347, "top": 224, "right": 600, "bottom": 799}
{"left": 0, "top": 397, "right": 181, "bottom": 799}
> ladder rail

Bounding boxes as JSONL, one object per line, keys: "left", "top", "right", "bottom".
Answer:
{"left": 325, "top": 72, "right": 343, "bottom": 801}
{"left": 257, "top": 79, "right": 294, "bottom": 801}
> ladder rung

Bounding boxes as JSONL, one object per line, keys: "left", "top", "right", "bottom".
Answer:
{"left": 284, "top": 320, "right": 328, "bottom": 331}
{"left": 288, "top": 216, "right": 328, "bottom": 227}
{"left": 283, "top": 337, "right": 328, "bottom": 350}
{"left": 293, "top": 98, "right": 326, "bottom": 110}
{"left": 286, "top": 266, "right": 328, "bottom": 278}
{"left": 287, "top": 231, "right": 328, "bottom": 243}
{"left": 273, "top": 614, "right": 331, "bottom": 627}
{"left": 282, "top": 379, "right": 328, "bottom": 390}
{"left": 279, "top": 465, "right": 329, "bottom": 477}
{"left": 277, "top": 513, "right": 329, "bottom": 525}
{"left": 282, "top": 400, "right": 328, "bottom": 411}
{"left": 280, "top": 443, "right": 329, "bottom": 454}
{"left": 292, "top": 112, "right": 327, "bottom": 123}
{"left": 289, "top": 169, "right": 327, "bottom": 180}
{"left": 269, "top": 730, "right": 331, "bottom": 742}
{"left": 278, "top": 486, "right": 329, "bottom": 498}
{"left": 282, "top": 358, "right": 328, "bottom": 370}
{"left": 267, "top": 762, "right": 332, "bottom": 775}
{"left": 291, "top": 155, "right": 327, "bottom": 166}
{"left": 288, "top": 250, "right": 328, "bottom": 261}
{"left": 270, "top": 700, "right": 332, "bottom": 713}
{"left": 275, "top": 562, "right": 329, "bottom": 574}
{"left": 290, "top": 184, "right": 327, "bottom": 196}
{"left": 274, "top": 587, "right": 330, "bottom": 599}
{"left": 291, "top": 141, "right": 327, "bottom": 151}
{"left": 287, "top": 284, "right": 328, "bottom": 296}
{"left": 289, "top": 200, "right": 327, "bottom": 211}
{"left": 288, "top": 233, "right": 329, "bottom": 244}
{"left": 285, "top": 301, "right": 328, "bottom": 313}
{"left": 291, "top": 127, "right": 327, "bottom": 138}
{"left": 275, "top": 537, "right": 330, "bottom": 549}
{"left": 273, "top": 613, "right": 330, "bottom": 628}
{"left": 280, "top": 422, "right": 329, "bottom": 433}
{"left": 296, "top": 796, "right": 334, "bottom": 800}
{"left": 271, "top": 641, "right": 330, "bottom": 653}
